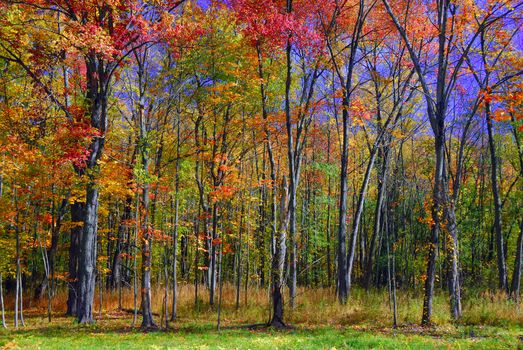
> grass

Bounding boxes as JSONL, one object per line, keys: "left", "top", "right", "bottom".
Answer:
{"left": 1, "top": 323, "right": 521, "bottom": 349}
{"left": 0, "top": 285, "right": 522, "bottom": 349}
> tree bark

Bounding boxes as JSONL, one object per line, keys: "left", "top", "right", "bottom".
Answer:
{"left": 67, "top": 201, "right": 83, "bottom": 316}
{"left": 109, "top": 197, "right": 131, "bottom": 292}
{"left": 328, "top": 0, "right": 366, "bottom": 303}
{"left": 347, "top": 141, "right": 380, "bottom": 296}
{"left": 76, "top": 55, "right": 110, "bottom": 324}
{"left": 422, "top": 132, "right": 445, "bottom": 326}
{"left": 510, "top": 116, "right": 523, "bottom": 300}
{"left": 510, "top": 217, "right": 523, "bottom": 300}
{"left": 364, "top": 145, "right": 390, "bottom": 289}
{"left": 486, "top": 102, "right": 508, "bottom": 292}
{"left": 137, "top": 55, "right": 157, "bottom": 329}
{"left": 170, "top": 108, "right": 181, "bottom": 321}
{"left": 445, "top": 186, "right": 462, "bottom": 320}
{"left": 270, "top": 179, "right": 289, "bottom": 328}
{"left": 283, "top": 0, "right": 297, "bottom": 308}
{"left": 170, "top": 196, "right": 179, "bottom": 321}
{"left": 77, "top": 182, "right": 100, "bottom": 324}
{"left": 0, "top": 274, "right": 5, "bottom": 328}
{"left": 209, "top": 203, "right": 218, "bottom": 306}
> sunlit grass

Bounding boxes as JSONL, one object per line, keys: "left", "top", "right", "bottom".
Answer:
{"left": 0, "top": 285, "right": 522, "bottom": 349}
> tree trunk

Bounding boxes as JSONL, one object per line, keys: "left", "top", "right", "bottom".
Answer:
{"left": 0, "top": 273, "right": 5, "bottom": 328}
{"left": 47, "top": 197, "right": 67, "bottom": 301}
{"left": 444, "top": 185, "right": 461, "bottom": 320}
{"left": 347, "top": 140, "right": 381, "bottom": 296}
{"left": 385, "top": 196, "right": 397, "bottom": 328}
{"left": 326, "top": 128, "right": 333, "bottom": 286}
{"left": 109, "top": 197, "right": 131, "bottom": 291}
{"left": 256, "top": 41, "right": 282, "bottom": 324}
{"left": 139, "top": 123, "right": 156, "bottom": 330}
{"left": 236, "top": 197, "right": 245, "bottom": 311}
{"left": 67, "top": 201, "right": 83, "bottom": 316}
{"left": 421, "top": 133, "right": 445, "bottom": 326}
{"left": 76, "top": 55, "right": 109, "bottom": 324}
{"left": 216, "top": 234, "right": 224, "bottom": 331}
{"left": 14, "top": 187, "right": 24, "bottom": 328}
{"left": 510, "top": 117, "right": 523, "bottom": 300}
{"left": 170, "top": 196, "right": 179, "bottom": 321}
{"left": 210, "top": 203, "right": 218, "bottom": 306}
{"left": 486, "top": 102, "right": 508, "bottom": 292}
{"left": 171, "top": 109, "right": 181, "bottom": 321}
{"left": 194, "top": 206, "right": 200, "bottom": 309}
{"left": 510, "top": 218, "right": 523, "bottom": 301}
{"left": 140, "top": 170, "right": 156, "bottom": 329}
{"left": 270, "top": 179, "right": 289, "bottom": 328}
{"left": 283, "top": 3, "right": 298, "bottom": 307}
{"left": 77, "top": 182, "right": 100, "bottom": 324}
{"left": 332, "top": 0, "right": 365, "bottom": 302}
{"left": 364, "top": 146, "right": 390, "bottom": 289}
{"left": 337, "top": 106, "right": 350, "bottom": 304}
{"left": 162, "top": 245, "right": 169, "bottom": 329}
{"left": 132, "top": 194, "right": 139, "bottom": 327}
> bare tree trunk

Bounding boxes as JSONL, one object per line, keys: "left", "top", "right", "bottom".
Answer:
{"left": 163, "top": 242, "right": 169, "bottom": 329}
{"left": 0, "top": 180, "right": 5, "bottom": 329}
{"left": 381, "top": 0, "right": 466, "bottom": 325}
{"left": 486, "top": 102, "right": 508, "bottom": 292}
{"left": 194, "top": 206, "right": 200, "bottom": 310}
{"left": 510, "top": 117, "right": 523, "bottom": 300}
{"left": 329, "top": 0, "right": 366, "bottom": 303}
{"left": 245, "top": 221, "right": 250, "bottom": 308}
{"left": 67, "top": 202, "right": 83, "bottom": 316}
{"left": 98, "top": 265, "right": 103, "bottom": 319}
{"left": 510, "top": 218, "right": 523, "bottom": 301}
{"left": 422, "top": 133, "right": 445, "bottom": 325}
{"left": 385, "top": 196, "right": 397, "bottom": 328}
{"left": 210, "top": 203, "right": 218, "bottom": 306}
{"left": 270, "top": 179, "right": 289, "bottom": 328}
{"left": 217, "top": 235, "right": 224, "bottom": 331}
{"left": 46, "top": 196, "right": 66, "bottom": 302}
{"left": 326, "top": 127, "right": 333, "bottom": 286}
{"left": 132, "top": 194, "right": 139, "bottom": 327}
{"left": 236, "top": 196, "right": 245, "bottom": 311}
{"left": 255, "top": 146, "right": 267, "bottom": 288}
{"left": 77, "top": 182, "right": 100, "bottom": 324}
{"left": 170, "top": 196, "right": 178, "bottom": 321}
{"left": 282, "top": 0, "right": 297, "bottom": 307}
{"left": 131, "top": 49, "right": 157, "bottom": 330}
{"left": 194, "top": 114, "right": 211, "bottom": 295}
{"left": 171, "top": 108, "right": 181, "bottom": 321}
{"left": 256, "top": 40, "right": 286, "bottom": 324}
{"left": 77, "top": 55, "right": 110, "bottom": 324}
{"left": 364, "top": 146, "right": 390, "bottom": 289}
{"left": 109, "top": 198, "right": 131, "bottom": 292}
{"left": 37, "top": 229, "right": 52, "bottom": 322}
{"left": 14, "top": 187, "right": 23, "bottom": 329}
{"left": 347, "top": 139, "right": 382, "bottom": 295}
{"left": 0, "top": 274, "right": 5, "bottom": 328}
{"left": 445, "top": 185, "right": 461, "bottom": 320}
{"left": 139, "top": 129, "right": 156, "bottom": 330}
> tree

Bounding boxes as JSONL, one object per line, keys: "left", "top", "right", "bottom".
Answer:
{"left": 0, "top": 0, "right": 187, "bottom": 323}
{"left": 382, "top": 0, "right": 523, "bottom": 324}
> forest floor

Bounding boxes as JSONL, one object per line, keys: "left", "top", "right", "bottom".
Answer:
{"left": 0, "top": 286, "right": 522, "bottom": 349}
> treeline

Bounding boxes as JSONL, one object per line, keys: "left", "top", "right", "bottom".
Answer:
{"left": 0, "top": 0, "right": 522, "bottom": 330}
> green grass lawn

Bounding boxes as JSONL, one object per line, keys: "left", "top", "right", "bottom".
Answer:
{"left": 0, "top": 323, "right": 521, "bottom": 349}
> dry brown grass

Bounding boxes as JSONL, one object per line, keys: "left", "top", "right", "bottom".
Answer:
{"left": 5, "top": 283, "right": 519, "bottom": 331}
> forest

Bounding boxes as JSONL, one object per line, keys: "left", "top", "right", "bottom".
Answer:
{"left": 0, "top": 0, "right": 522, "bottom": 349}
